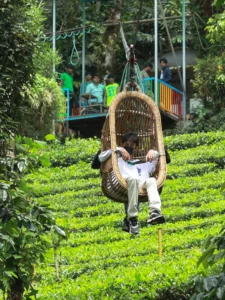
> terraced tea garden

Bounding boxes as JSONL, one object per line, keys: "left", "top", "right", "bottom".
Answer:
{"left": 25, "top": 131, "right": 225, "bottom": 299}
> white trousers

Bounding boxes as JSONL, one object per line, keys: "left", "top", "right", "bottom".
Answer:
{"left": 127, "top": 177, "right": 161, "bottom": 219}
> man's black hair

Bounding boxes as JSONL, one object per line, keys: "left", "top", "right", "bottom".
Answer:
{"left": 93, "top": 74, "right": 100, "bottom": 78}
{"left": 160, "top": 58, "right": 168, "bottom": 64}
{"left": 107, "top": 74, "right": 115, "bottom": 79}
{"left": 66, "top": 64, "right": 74, "bottom": 69}
{"left": 122, "top": 132, "right": 139, "bottom": 146}
{"left": 85, "top": 72, "right": 92, "bottom": 76}
{"left": 145, "top": 62, "right": 153, "bottom": 69}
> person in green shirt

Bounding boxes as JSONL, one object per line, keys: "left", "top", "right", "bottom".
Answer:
{"left": 60, "top": 64, "right": 78, "bottom": 116}
{"left": 141, "top": 63, "right": 154, "bottom": 98}
{"left": 105, "top": 74, "right": 119, "bottom": 107}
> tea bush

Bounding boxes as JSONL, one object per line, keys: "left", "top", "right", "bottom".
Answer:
{"left": 19, "top": 132, "right": 225, "bottom": 299}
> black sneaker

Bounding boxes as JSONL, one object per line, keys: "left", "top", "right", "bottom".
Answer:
{"left": 129, "top": 217, "right": 140, "bottom": 234}
{"left": 122, "top": 217, "right": 129, "bottom": 232}
{"left": 147, "top": 210, "right": 165, "bottom": 225}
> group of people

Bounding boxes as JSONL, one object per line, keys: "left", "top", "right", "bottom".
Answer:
{"left": 60, "top": 66, "right": 120, "bottom": 115}
{"left": 59, "top": 58, "right": 172, "bottom": 116}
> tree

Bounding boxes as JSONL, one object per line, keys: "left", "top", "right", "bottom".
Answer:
{"left": 42, "top": 0, "right": 206, "bottom": 76}
{"left": 0, "top": 0, "right": 44, "bottom": 124}
{"left": 0, "top": 1, "right": 66, "bottom": 298}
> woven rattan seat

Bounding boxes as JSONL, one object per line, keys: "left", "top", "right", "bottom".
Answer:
{"left": 101, "top": 86, "right": 167, "bottom": 203}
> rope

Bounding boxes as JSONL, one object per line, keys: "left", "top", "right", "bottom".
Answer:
{"left": 119, "top": 61, "right": 143, "bottom": 92}
{"left": 39, "top": 27, "right": 95, "bottom": 42}
{"left": 119, "top": 23, "right": 130, "bottom": 59}
{"left": 70, "top": 33, "right": 80, "bottom": 66}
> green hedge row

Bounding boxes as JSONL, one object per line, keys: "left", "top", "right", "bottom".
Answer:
{"left": 164, "top": 131, "right": 225, "bottom": 151}
{"left": 26, "top": 132, "right": 225, "bottom": 299}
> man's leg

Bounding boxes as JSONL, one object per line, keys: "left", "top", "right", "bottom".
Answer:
{"left": 127, "top": 177, "right": 140, "bottom": 234}
{"left": 122, "top": 201, "right": 141, "bottom": 232}
{"left": 122, "top": 202, "right": 129, "bottom": 232}
{"left": 70, "top": 93, "right": 79, "bottom": 116}
{"left": 143, "top": 178, "right": 165, "bottom": 225}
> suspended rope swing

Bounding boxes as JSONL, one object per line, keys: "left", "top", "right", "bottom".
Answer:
{"left": 70, "top": 33, "right": 80, "bottom": 66}
{"left": 100, "top": 45, "right": 167, "bottom": 203}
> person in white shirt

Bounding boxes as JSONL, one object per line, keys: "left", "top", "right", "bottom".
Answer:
{"left": 98, "top": 132, "right": 165, "bottom": 235}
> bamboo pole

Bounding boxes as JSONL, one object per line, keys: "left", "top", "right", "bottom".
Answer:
{"left": 158, "top": 228, "right": 162, "bottom": 260}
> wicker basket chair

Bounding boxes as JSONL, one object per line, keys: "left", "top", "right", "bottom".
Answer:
{"left": 101, "top": 84, "right": 167, "bottom": 203}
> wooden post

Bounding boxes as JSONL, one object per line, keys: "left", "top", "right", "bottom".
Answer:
{"left": 158, "top": 228, "right": 162, "bottom": 260}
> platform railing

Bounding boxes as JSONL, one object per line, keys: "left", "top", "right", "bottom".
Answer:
{"left": 142, "top": 78, "right": 183, "bottom": 119}
{"left": 61, "top": 79, "right": 183, "bottom": 121}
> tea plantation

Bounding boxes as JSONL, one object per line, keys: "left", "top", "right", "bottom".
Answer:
{"left": 25, "top": 131, "right": 225, "bottom": 299}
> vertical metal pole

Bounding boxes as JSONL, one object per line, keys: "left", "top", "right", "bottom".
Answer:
{"left": 66, "top": 89, "right": 70, "bottom": 137}
{"left": 52, "top": 0, "right": 56, "bottom": 73}
{"left": 52, "top": 0, "right": 56, "bottom": 135}
{"left": 182, "top": 0, "right": 186, "bottom": 120}
{"left": 81, "top": 0, "right": 86, "bottom": 113}
{"left": 154, "top": 0, "right": 159, "bottom": 106}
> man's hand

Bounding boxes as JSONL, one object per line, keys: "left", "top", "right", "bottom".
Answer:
{"left": 120, "top": 147, "right": 130, "bottom": 161}
{"left": 146, "top": 150, "right": 155, "bottom": 162}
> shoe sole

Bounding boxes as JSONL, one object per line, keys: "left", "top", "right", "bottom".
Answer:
{"left": 147, "top": 216, "right": 165, "bottom": 225}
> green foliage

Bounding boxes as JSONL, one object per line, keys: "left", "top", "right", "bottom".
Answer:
{"left": 193, "top": 53, "right": 225, "bottom": 108}
{"left": 7, "top": 131, "right": 222, "bottom": 299}
{"left": 26, "top": 74, "right": 66, "bottom": 133}
{"left": 0, "top": 0, "right": 44, "bottom": 123}
{"left": 190, "top": 181, "right": 225, "bottom": 300}
{"left": 43, "top": 0, "right": 205, "bottom": 74}
{"left": 0, "top": 136, "right": 65, "bottom": 298}
{"left": 46, "top": 138, "right": 100, "bottom": 167}
{"left": 33, "top": 44, "right": 61, "bottom": 79}
{"left": 206, "top": 11, "right": 225, "bottom": 45}
{"left": 191, "top": 227, "right": 225, "bottom": 299}
{"left": 164, "top": 131, "right": 225, "bottom": 151}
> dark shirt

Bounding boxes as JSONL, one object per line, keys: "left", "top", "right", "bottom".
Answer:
{"left": 160, "top": 66, "right": 172, "bottom": 84}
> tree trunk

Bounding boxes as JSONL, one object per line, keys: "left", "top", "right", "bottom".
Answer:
{"left": 103, "top": 0, "right": 123, "bottom": 73}
{"left": 7, "top": 278, "right": 24, "bottom": 300}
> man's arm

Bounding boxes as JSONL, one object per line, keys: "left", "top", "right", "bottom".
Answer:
{"left": 146, "top": 150, "right": 159, "bottom": 173}
{"left": 165, "top": 68, "right": 172, "bottom": 83}
{"left": 98, "top": 149, "right": 112, "bottom": 163}
{"left": 86, "top": 84, "right": 92, "bottom": 94}
{"left": 98, "top": 147, "right": 130, "bottom": 163}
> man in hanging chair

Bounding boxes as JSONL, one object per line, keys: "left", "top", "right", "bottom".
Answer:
{"left": 98, "top": 132, "right": 165, "bottom": 235}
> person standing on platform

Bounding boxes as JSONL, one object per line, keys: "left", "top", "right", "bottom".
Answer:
{"left": 105, "top": 75, "right": 119, "bottom": 107}
{"left": 160, "top": 58, "right": 172, "bottom": 84}
{"left": 60, "top": 64, "right": 79, "bottom": 116}
{"left": 79, "top": 72, "right": 93, "bottom": 108}
{"left": 79, "top": 72, "right": 92, "bottom": 95}
{"left": 140, "top": 63, "right": 154, "bottom": 98}
{"left": 86, "top": 75, "right": 105, "bottom": 104}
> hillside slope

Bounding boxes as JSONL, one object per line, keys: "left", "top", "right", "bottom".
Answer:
{"left": 26, "top": 132, "right": 225, "bottom": 299}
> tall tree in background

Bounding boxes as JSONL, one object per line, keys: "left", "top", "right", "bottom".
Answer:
{"left": 0, "top": 2, "right": 65, "bottom": 299}
{"left": 0, "top": 0, "right": 43, "bottom": 125}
